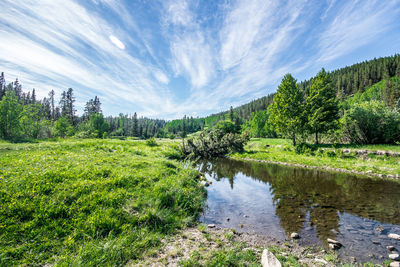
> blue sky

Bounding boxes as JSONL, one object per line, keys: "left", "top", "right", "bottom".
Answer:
{"left": 0, "top": 0, "right": 399, "bottom": 119}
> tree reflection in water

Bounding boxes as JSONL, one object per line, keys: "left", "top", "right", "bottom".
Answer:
{"left": 197, "top": 158, "right": 400, "bottom": 244}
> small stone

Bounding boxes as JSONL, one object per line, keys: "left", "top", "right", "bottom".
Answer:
{"left": 207, "top": 224, "right": 215, "bottom": 228}
{"left": 389, "top": 233, "right": 400, "bottom": 240}
{"left": 375, "top": 226, "right": 385, "bottom": 233}
{"left": 387, "top": 246, "right": 396, "bottom": 251}
{"left": 226, "top": 218, "right": 230, "bottom": 221}
{"left": 372, "top": 240, "right": 380, "bottom": 245}
{"left": 261, "top": 249, "right": 282, "bottom": 267}
{"left": 243, "top": 215, "right": 249, "bottom": 218}
{"left": 329, "top": 243, "right": 340, "bottom": 250}
{"left": 327, "top": 238, "right": 342, "bottom": 247}
{"left": 290, "top": 232, "right": 300, "bottom": 239}
{"left": 389, "top": 254, "right": 400, "bottom": 260}
{"left": 390, "top": 262, "right": 400, "bottom": 267}
{"left": 314, "top": 258, "right": 328, "bottom": 265}
{"left": 200, "top": 181, "right": 209, "bottom": 187}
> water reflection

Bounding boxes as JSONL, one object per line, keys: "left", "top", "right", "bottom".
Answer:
{"left": 198, "top": 158, "right": 400, "bottom": 247}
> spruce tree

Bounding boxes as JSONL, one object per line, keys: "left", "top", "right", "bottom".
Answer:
{"left": 304, "top": 68, "right": 339, "bottom": 144}
{"left": 269, "top": 74, "right": 304, "bottom": 145}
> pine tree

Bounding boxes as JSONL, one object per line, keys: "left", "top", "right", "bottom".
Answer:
{"left": 132, "top": 112, "right": 138, "bottom": 137}
{"left": 48, "top": 90, "right": 55, "bottom": 120}
{"left": 0, "top": 72, "right": 5, "bottom": 100}
{"left": 305, "top": 69, "right": 339, "bottom": 144}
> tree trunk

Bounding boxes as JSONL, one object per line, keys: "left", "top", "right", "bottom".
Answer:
{"left": 292, "top": 133, "right": 296, "bottom": 146}
{"left": 315, "top": 131, "right": 319, "bottom": 145}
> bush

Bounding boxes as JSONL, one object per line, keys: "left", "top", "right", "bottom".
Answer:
{"left": 340, "top": 101, "right": 400, "bottom": 144}
{"left": 294, "top": 143, "right": 317, "bottom": 154}
{"left": 146, "top": 137, "right": 158, "bottom": 146}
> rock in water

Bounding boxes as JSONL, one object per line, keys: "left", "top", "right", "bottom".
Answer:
{"left": 327, "top": 238, "right": 342, "bottom": 247}
{"left": 329, "top": 243, "right": 340, "bottom": 250}
{"left": 389, "top": 254, "right": 400, "bottom": 260}
{"left": 261, "top": 249, "right": 282, "bottom": 267}
{"left": 207, "top": 224, "right": 215, "bottom": 228}
{"left": 387, "top": 246, "right": 395, "bottom": 251}
{"left": 290, "top": 232, "right": 300, "bottom": 239}
{"left": 389, "top": 233, "right": 400, "bottom": 240}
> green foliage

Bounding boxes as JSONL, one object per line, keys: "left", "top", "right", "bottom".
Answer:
{"left": 294, "top": 143, "right": 317, "bottom": 154}
{"left": 340, "top": 100, "right": 400, "bottom": 144}
{"left": 214, "top": 119, "right": 238, "bottom": 134}
{"left": 88, "top": 113, "right": 110, "bottom": 138}
{"left": 305, "top": 69, "right": 339, "bottom": 144}
{"left": 269, "top": 74, "right": 304, "bottom": 145}
{"left": 19, "top": 104, "right": 43, "bottom": 139}
{"left": 0, "top": 139, "right": 205, "bottom": 266}
{"left": 54, "top": 117, "right": 74, "bottom": 138}
{"left": 146, "top": 137, "right": 158, "bottom": 146}
{"left": 0, "top": 91, "right": 23, "bottom": 140}
{"left": 243, "top": 110, "right": 276, "bottom": 138}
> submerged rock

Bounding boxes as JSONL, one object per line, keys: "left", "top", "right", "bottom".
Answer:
{"left": 387, "top": 246, "right": 396, "bottom": 251}
{"left": 261, "top": 249, "right": 282, "bottom": 267}
{"left": 290, "top": 232, "right": 300, "bottom": 239}
{"left": 207, "top": 224, "right": 215, "bottom": 228}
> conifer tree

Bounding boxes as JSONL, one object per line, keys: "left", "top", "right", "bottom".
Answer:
{"left": 304, "top": 68, "right": 339, "bottom": 144}
{"left": 269, "top": 74, "right": 304, "bottom": 145}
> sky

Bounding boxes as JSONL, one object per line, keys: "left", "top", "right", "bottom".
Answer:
{"left": 0, "top": 0, "right": 399, "bottom": 119}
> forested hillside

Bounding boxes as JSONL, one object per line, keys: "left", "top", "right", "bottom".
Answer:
{"left": 0, "top": 54, "right": 399, "bottom": 142}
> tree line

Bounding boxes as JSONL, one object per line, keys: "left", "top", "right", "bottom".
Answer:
{"left": 0, "top": 72, "right": 168, "bottom": 140}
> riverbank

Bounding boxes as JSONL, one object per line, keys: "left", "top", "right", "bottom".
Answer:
{"left": 131, "top": 225, "right": 343, "bottom": 266}
{"left": 231, "top": 138, "right": 400, "bottom": 180}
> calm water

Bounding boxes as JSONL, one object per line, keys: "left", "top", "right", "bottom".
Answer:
{"left": 197, "top": 158, "right": 400, "bottom": 264}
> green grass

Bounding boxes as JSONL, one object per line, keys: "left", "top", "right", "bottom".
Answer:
{"left": 232, "top": 138, "right": 400, "bottom": 177}
{"left": 0, "top": 138, "right": 205, "bottom": 266}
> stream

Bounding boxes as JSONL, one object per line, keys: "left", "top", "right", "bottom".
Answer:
{"left": 197, "top": 158, "right": 400, "bottom": 264}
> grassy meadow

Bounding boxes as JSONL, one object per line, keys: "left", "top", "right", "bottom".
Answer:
{"left": 0, "top": 138, "right": 205, "bottom": 266}
{"left": 232, "top": 138, "right": 400, "bottom": 178}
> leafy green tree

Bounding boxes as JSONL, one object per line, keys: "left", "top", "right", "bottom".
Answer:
{"left": 19, "top": 104, "right": 43, "bottom": 139}
{"left": 0, "top": 91, "right": 23, "bottom": 139}
{"left": 269, "top": 74, "right": 304, "bottom": 145}
{"left": 54, "top": 117, "right": 73, "bottom": 138}
{"left": 305, "top": 69, "right": 339, "bottom": 144}
{"left": 89, "top": 113, "right": 110, "bottom": 138}
{"left": 214, "top": 119, "right": 237, "bottom": 134}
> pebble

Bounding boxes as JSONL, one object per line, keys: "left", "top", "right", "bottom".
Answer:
{"left": 372, "top": 240, "right": 380, "bottom": 245}
{"left": 389, "top": 233, "right": 400, "bottom": 240}
{"left": 387, "top": 246, "right": 396, "bottom": 251}
{"left": 327, "top": 238, "right": 342, "bottom": 247}
{"left": 243, "top": 215, "right": 249, "bottom": 218}
{"left": 329, "top": 243, "right": 340, "bottom": 250}
{"left": 290, "top": 232, "right": 300, "bottom": 239}
{"left": 389, "top": 254, "right": 400, "bottom": 260}
{"left": 207, "top": 224, "right": 215, "bottom": 228}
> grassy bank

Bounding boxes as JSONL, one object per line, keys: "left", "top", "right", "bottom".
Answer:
{"left": 231, "top": 138, "right": 400, "bottom": 178}
{"left": 0, "top": 139, "right": 205, "bottom": 266}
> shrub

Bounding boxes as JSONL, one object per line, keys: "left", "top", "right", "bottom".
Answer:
{"left": 294, "top": 143, "right": 317, "bottom": 154}
{"left": 340, "top": 101, "right": 400, "bottom": 144}
{"left": 146, "top": 137, "right": 158, "bottom": 146}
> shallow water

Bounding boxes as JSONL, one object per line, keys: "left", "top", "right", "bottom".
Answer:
{"left": 198, "top": 158, "right": 400, "bottom": 264}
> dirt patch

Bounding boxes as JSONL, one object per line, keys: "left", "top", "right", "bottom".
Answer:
{"left": 129, "top": 226, "right": 342, "bottom": 266}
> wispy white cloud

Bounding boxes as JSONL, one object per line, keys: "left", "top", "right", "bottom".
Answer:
{"left": 109, "top": 35, "right": 125, "bottom": 50}
{"left": 318, "top": 0, "right": 400, "bottom": 62}
{"left": 0, "top": 0, "right": 399, "bottom": 119}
